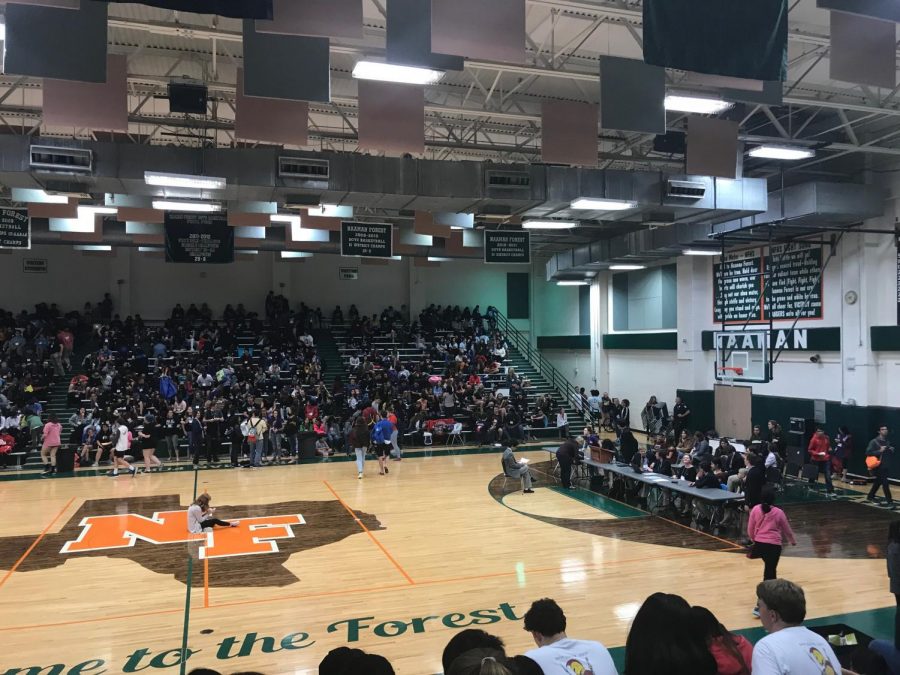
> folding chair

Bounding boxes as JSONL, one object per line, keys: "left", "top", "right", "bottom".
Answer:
{"left": 446, "top": 423, "right": 463, "bottom": 446}
{"left": 765, "top": 466, "right": 784, "bottom": 493}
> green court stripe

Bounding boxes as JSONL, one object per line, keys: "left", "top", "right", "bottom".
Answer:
{"left": 179, "top": 467, "right": 199, "bottom": 675}
{"left": 548, "top": 485, "right": 646, "bottom": 519}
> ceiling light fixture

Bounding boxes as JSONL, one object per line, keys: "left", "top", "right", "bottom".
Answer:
{"left": 664, "top": 95, "right": 732, "bottom": 115}
{"left": 152, "top": 200, "right": 221, "bottom": 212}
{"left": 570, "top": 198, "right": 637, "bottom": 211}
{"left": 748, "top": 145, "right": 815, "bottom": 161}
{"left": 352, "top": 60, "right": 444, "bottom": 85}
{"left": 144, "top": 171, "right": 226, "bottom": 190}
{"left": 281, "top": 251, "right": 313, "bottom": 259}
{"left": 557, "top": 280, "right": 590, "bottom": 286}
{"left": 609, "top": 264, "right": 646, "bottom": 271}
{"left": 427, "top": 256, "right": 452, "bottom": 262}
{"left": 683, "top": 249, "right": 721, "bottom": 256}
{"left": 522, "top": 220, "right": 578, "bottom": 230}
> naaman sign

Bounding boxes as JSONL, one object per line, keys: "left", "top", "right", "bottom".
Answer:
{"left": 701, "top": 327, "right": 841, "bottom": 352}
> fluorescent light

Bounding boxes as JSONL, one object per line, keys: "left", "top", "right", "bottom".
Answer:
{"left": 609, "top": 264, "right": 646, "bottom": 271}
{"left": 270, "top": 214, "right": 299, "bottom": 225}
{"left": 0, "top": 23, "right": 6, "bottom": 42}
{"left": 748, "top": 145, "right": 815, "bottom": 161}
{"left": 138, "top": 246, "right": 163, "bottom": 253}
{"left": 74, "top": 245, "right": 112, "bottom": 252}
{"left": 281, "top": 251, "right": 313, "bottom": 259}
{"left": 664, "top": 95, "right": 732, "bottom": 114}
{"left": 152, "top": 200, "right": 221, "bottom": 212}
{"left": 427, "top": 257, "right": 452, "bottom": 262}
{"left": 240, "top": 250, "right": 259, "bottom": 255}
{"left": 352, "top": 60, "right": 444, "bottom": 85}
{"left": 307, "top": 204, "right": 353, "bottom": 218}
{"left": 557, "top": 280, "right": 589, "bottom": 286}
{"left": 683, "top": 249, "right": 721, "bottom": 256}
{"left": 12, "top": 188, "right": 68, "bottom": 204}
{"left": 82, "top": 206, "right": 117, "bottom": 215}
{"left": 523, "top": 220, "right": 578, "bottom": 230}
{"left": 570, "top": 198, "right": 636, "bottom": 211}
{"left": 144, "top": 171, "right": 226, "bottom": 190}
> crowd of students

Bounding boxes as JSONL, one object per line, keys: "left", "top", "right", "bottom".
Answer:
{"left": 179, "top": 578, "right": 880, "bottom": 674}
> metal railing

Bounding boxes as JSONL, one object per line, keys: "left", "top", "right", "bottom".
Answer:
{"left": 493, "top": 310, "right": 597, "bottom": 426}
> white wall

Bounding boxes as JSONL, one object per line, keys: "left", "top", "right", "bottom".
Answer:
{"left": 532, "top": 271, "right": 580, "bottom": 338}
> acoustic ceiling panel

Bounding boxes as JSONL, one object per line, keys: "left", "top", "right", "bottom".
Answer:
{"left": 242, "top": 20, "right": 331, "bottom": 102}
{"left": 431, "top": 0, "right": 525, "bottom": 64}
{"left": 5, "top": 1, "right": 107, "bottom": 82}
{"left": 357, "top": 80, "right": 425, "bottom": 156}
{"left": 830, "top": 10, "right": 896, "bottom": 89}
{"left": 687, "top": 116, "right": 740, "bottom": 179}
{"left": 256, "top": 0, "right": 363, "bottom": 39}
{"left": 386, "top": 0, "right": 464, "bottom": 71}
{"left": 818, "top": 0, "right": 900, "bottom": 22}
{"left": 235, "top": 68, "right": 309, "bottom": 146}
{"left": 43, "top": 55, "right": 128, "bottom": 131}
{"left": 599, "top": 56, "right": 666, "bottom": 134}
{"left": 541, "top": 101, "right": 599, "bottom": 167}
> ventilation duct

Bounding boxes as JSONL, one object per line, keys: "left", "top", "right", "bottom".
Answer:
{"left": 485, "top": 170, "right": 530, "bottom": 191}
{"left": 30, "top": 145, "right": 93, "bottom": 174}
{"left": 666, "top": 179, "right": 706, "bottom": 200}
{"left": 278, "top": 156, "right": 329, "bottom": 182}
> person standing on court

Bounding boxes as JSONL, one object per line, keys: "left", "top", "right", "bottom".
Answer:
{"left": 109, "top": 416, "right": 138, "bottom": 478}
{"left": 523, "top": 598, "right": 617, "bottom": 675}
{"left": 556, "top": 436, "right": 579, "bottom": 490}
{"left": 806, "top": 428, "right": 834, "bottom": 496}
{"left": 40, "top": 413, "right": 62, "bottom": 476}
{"left": 371, "top": 411, "right": 394, "bottom": 476}
{"left": 887, "top": 521, "right": 900, "bottom": 649}
{"left": 747, "top": 485, "right": 796, "bottom": 618}
{"left": 867, "top": 425, "right": 895, "bottom": 509}
{"left": 349, "top": 415, "right": 369, "bottom": 479}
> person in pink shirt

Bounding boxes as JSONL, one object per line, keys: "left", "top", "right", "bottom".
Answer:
{"left": 748, "top": 485, "right": 797, "bottom": 618}
{"left": 40, "top": 413, "right": 62, "bottom": 477}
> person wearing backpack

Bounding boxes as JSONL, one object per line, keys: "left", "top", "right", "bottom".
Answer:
{"left": 747, "top": 485, "right": 796, "bottom": 618}
{"left": 867, "top": 425, "right": 895, "bottom": 509}
{"left": 246, "top": 409, "right": 267, "bottom": 469}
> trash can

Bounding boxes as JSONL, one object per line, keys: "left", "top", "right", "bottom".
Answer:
{"left": 56, "top": 446, "right": 76, "bottom": 473}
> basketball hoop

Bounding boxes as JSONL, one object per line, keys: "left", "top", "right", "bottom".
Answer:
{"left": 717, "top": 366, "right": 744, "bottom": 385}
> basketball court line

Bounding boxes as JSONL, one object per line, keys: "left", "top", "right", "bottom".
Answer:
{"left": 0, "top": 496, "right": 75, "bottom": 591}
{"left": 323, "top": 479, "right": 416, "bottom": 585}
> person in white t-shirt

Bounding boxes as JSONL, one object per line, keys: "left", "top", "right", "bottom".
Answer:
{"left": 752, "top": 579, "right": 840, "bottom": 675}
{"left": 523, "top": 598, "right": 618, "bottom": 675}
{"left": 109, "top": 417, "right": 137, "bottom": 478}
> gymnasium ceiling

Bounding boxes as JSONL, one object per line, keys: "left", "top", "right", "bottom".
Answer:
{"left": 0, "top": 0, "right": 895, "bottom": 180}
{"left": 0, "top": 0, "right": 894, "bottom": 261}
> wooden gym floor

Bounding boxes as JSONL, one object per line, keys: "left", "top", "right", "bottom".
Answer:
{"left": 0, "top": 448, "right": 896, "bottom": 675}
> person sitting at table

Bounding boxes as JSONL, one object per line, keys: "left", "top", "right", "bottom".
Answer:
{"left": 502, "top": 440, "right": 534, "bottom": 494}
{"left": 652, "top": 447, "right": 673, "bottom": 476}
{"left": 727, "top": 453, "right": 751, "bottom": 493}
{"left": 676, "top": 429, "right": 694, "bottom": 454}
{"left": 714, "top": 437, "right": 733, "bottom": 461}
{"left": 678, "top": 453, "right": 698, "bottom": 481}
{"left": 665, "top": 445, "right": 682, "bottom": 466}
{"left": 712, "top": 456, "right": 730, "bottom": 484}
{"left": 691, "top": 461, "right": 722, "bottom": 524}
{"left": 630, "top": 444, "right": 650, "bottom": 473}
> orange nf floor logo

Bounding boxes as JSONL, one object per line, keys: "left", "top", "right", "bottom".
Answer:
{"left": 61, "top": 511, "right": 306, "bottom": 559}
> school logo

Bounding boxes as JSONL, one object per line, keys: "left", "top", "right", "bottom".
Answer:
{"left": 0, "top": 494, "right": 382, "bottom": 587}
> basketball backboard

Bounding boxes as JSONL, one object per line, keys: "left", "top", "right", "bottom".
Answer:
{"left": 714, "top": 330, "right": 770, "bottom": 383}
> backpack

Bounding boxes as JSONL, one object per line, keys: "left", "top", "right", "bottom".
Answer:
{"left": 159, "top": 375, "right": 177, "bottom": 401}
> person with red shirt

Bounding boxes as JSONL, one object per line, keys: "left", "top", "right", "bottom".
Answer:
{"left": 387, "top": 407, "right": 401, "bottom": 460}
{"left": 807, "top": 427, "right": 834, "bottom": 495}
{"left": 692, "top": 606, "right": 752, "bottom": 675}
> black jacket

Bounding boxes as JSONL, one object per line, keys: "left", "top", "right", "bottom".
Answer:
{"left": 745, "top": 465, "right": 766, "bottom": 507}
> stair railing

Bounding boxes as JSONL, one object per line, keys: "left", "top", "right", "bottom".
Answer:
{"left": 492, "top": 310, "right": 597, "bottom": 426}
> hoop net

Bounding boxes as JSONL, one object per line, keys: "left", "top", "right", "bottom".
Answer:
{"left": 717, "top": 366, "right": 744, "bottom": 385}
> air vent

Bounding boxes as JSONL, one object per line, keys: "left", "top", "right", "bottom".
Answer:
{"left": 486, "top": 170, "right": 530, "bottom": 190}
{"left": 30, "top": 145, "right": 92, "bottom": 174}
{"left": 666, "top": 179, "right": 706, "bottom": 200}
{"left": 278, "top": 156, "right": 329, "bottom": 181}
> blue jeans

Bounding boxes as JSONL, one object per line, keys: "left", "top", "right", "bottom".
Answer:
{"left": 286, "top": 434, "right": 298, "bottom": 457}
{"left": 251, "top": 439, "right": 265, "bottom": 466}
{"left": 811, "top": 459, "right": 833, "bottom": 493}
{"left": 355, "top": 447, "right": 366, "bottom": 473}
{"left": 269, "top": 431, "right": 282, "bottom": 461}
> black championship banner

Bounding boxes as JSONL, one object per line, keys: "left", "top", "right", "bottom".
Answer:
{"left": 0, "top": 208, "right": 30, "bottom": 249}
{"left": 340, "top": 221, "right": 393, "bottom": 258}
{"left": 484, "top": 231, "right": 531, "bottom": 264}
{"left": 164, "top": 213, "right": 234, "bottom": 264}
